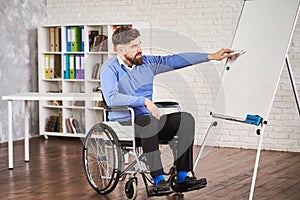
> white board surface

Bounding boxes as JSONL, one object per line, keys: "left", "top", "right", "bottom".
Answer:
{"left": 213, "top": 0, "right": 300, "bottom": 121}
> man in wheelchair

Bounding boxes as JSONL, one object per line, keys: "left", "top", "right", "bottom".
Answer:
{"left": 101, "top": 27, "right": 232, "bottom": 194}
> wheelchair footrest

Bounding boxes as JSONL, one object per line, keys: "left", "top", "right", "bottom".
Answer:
{"left": 148, "top": 189, "right": 173, "bottom": 197}
{"left": 187, "top": 181, "right": 207, "bottom": 191}
{"left": 174, "top": 177, "right": 207, "bottom": 193}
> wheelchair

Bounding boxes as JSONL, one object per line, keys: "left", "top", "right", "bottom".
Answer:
{"left": 82, "top": 89, "right": 207, "bottom": 199}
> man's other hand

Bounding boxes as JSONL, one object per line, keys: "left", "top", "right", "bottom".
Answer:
{"left": 145, "top": 98, "right": 160, "bottom": 120}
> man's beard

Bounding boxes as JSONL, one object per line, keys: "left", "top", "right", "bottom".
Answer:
{"left": 124, "top": 53, "right": 143, "bottom": 66}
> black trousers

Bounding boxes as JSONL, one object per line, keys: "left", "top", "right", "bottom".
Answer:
{"left": 132, "top": 112, "right": 195, "bottom": 177}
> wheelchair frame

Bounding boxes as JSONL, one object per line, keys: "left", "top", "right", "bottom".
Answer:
{"left": 82, "top": 101, "right": 184, "bottom": 199}
{"left": 82, "top": 93, "right": 207, "bottom": 199}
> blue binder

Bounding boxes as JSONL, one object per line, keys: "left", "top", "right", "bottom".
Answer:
{"left": 64, "top": 54, "right": 70, "bottom": 79}
{"left": 81, "top": 26, "right": 84, "bottom": 52}
{"left": 66, "top": 26, "right": 71, "bottom": 52}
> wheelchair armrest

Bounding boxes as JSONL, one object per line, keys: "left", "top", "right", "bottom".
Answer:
{"left": 105, "top": 102, "right": 179, "bottom": 110}
{"left": 154, "top": 101, "right": 179, "bottom": 107}
{"left": 94, "top": 87, "right": 135, "bottom": 123}
{"left": 154, "top": 101, "right": 181, "bottom": 114}
{"left": 103, "top": 105, "right": 130, "bottom": 112}
{"left": 103, "top": 105, "right": 135, "bottom": 125}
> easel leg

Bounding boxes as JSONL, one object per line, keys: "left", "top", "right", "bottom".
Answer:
{"left": 193, "top": 121, "right": 218, "bottom": 171}
{"left": 249, "top": 125, "right": 266, "bottom": 200}
{"left": 24, "top": 100, "right": 29, "bottom": 162}
{"left": 286, "top": 56, "right": 300, "bottom": 115}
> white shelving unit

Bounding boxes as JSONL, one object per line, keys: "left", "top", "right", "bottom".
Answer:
{"left": 38, "top": 22, "right": 150, "bottom": 138}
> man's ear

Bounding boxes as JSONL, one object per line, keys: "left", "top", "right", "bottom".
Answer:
{"left": 116, "top": 45, "right": 124, "bottom": 54}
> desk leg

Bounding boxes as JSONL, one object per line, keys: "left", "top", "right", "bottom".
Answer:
{"left": 8, "top": 100, "right": 13, "bottom": 170}
{"left": 24, "top": 100, "right": 29, "bottom": 162}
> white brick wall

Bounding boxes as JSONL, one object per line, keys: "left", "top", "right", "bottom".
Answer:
{"left": 45, "top": 0, "right": 300, "bottom": 152}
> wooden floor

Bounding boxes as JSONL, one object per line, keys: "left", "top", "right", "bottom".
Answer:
{"left": 1, "top": 137, "right": 300, "bottom": 200}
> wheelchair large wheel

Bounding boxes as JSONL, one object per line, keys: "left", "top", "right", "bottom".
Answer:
{"left": 83, "top": 123, "right": 122, "bottom": 194}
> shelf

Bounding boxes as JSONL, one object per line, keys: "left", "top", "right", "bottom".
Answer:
{"left": 41, "top": 78, "right": 63, "bottom": 82}
{"left": 86, "top": 79, "right": 100, "bottom": 82}
{"left": 42, "top": 105, "right": 63, "bottom": 109}
{"left": 38, "top": 22, "right": 149, "bottom": 137}
{"left": 86, "top": 52, "right": 109, "bottom": 55}
{"left": 63, "top": 51, "right": 85, "bottom": 54}
{"left": 41, "top": 51, "right": 62, "bottom": 54}
{"left": 64, "top": 106, "right": 85, "bottom": 110}
{"left": 63, "top": 79, "right": 85, "bottom": 82}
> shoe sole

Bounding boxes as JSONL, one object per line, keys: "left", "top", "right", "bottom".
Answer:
{"left": 174, "top": 181, "right": 207, "bottom": 193}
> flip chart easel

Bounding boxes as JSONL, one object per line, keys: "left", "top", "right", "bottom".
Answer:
{"left": 193, "top": 0, "right": 300, "bottom": 199}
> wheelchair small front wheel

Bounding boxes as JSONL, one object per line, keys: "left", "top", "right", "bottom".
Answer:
{"left": 125, "top": 178, "right": 137, "bottom": 200}
{"left": 83, "top": 123, "right": 122, "bottom": 194}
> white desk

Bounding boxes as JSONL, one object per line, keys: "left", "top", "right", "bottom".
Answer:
{"left": 1, "top": 92, "right": 102, "bottom": 169}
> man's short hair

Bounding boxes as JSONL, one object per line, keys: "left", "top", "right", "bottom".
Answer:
{"left": 112, "top": 27, "right": 140, "bottom": 46}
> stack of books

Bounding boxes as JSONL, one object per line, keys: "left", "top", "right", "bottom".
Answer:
{"left": 45, "top": 115, "right": 62, "bottom": 132}
{"left": 66, "top": 117, "right": 82, "bottom": 134}
{"left": 88, "top": 30, "right": 108, "bottom": 52}
{"left": 91, "top": 63, "right": 100, "bottom": 79}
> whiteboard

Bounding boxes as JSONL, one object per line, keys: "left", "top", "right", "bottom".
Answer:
{"left": 213, "top": 0, "right": 300, "bottom": 121}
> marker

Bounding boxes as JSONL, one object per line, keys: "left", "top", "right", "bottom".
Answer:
{"left": 230, "top": 49, "right": 246, "bottom": 56}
